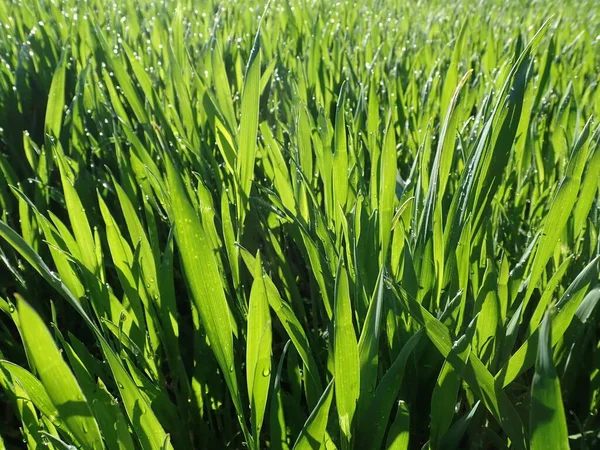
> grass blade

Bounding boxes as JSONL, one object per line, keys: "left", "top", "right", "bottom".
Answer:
{"left": 530, "top": 310, "right": 569, "bottom": 450}
{"left": 333, "top": 258, "right": 359, "bottom": 448}
{"left": 16, "top": 298, "right": 103, "bottom": 449}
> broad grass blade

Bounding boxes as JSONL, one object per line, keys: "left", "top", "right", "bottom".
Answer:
{"left": 16, "top": 298, "right": 103, "bottom": 449}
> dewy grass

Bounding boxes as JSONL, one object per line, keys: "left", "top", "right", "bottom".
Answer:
{"left": 0, "top": 0, "right": 599, "bottom": 449}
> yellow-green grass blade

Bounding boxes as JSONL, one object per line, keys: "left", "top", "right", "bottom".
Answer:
{"left": 55, "top": 332, "right": 136, "bottom": 450}
{"left": 236, "top": 30, "right": 261, "bottom": 229}
{"left": 357, "top": 268, "right": 385, "bottom": 420}
{"left": 240, "top": 247, "right": 323, "bottom": 400}
{"left": 54, "top": 149, "right": 97, "bottom": 277}
{"left": 98, "top": 338, "right": 174, "bottom": 450}
{"left": 367, "top": 79, "right": 380, "bottom": 207}
{"left": 0, "top": 367, "right": 46, "bottom": 449}
{"left": 90, "top": 21, "right": 149, "bottom": 125}
{"left": 333, "top": 258, "right": 359, "bottom": 448}
{"left": 430, "top": 317, "right": 476, "bottom": 449}
{"left": 0, "top": 361, "right": 75, "bottom": 440}
{"left": 211, "top": 40, "right": 237, "bottom": 134}
{"left": 333, "top": 81, "right": 348, "bottom": 210}
{"left": 379, "top": 116, "right": 397, "bottom": 264}
{"left": 246, "top": 253, "right": 272, "bottom": 443}
{"left": 439, "top": 21, "right": 467, "bottom": 121}
{"left": 572, "top": 140, "right": 600, "bottom": 235}
{"left": 0, "top": 207, "right": 174, "bottom": 450}
{"left": 16, "top": 298, "right": 103, "bottom": 449}
{"left": 292, "top": 379, "right": 335, "bottom": 450}
{"left": 44, "top": 42, "right": 68, "bottom": 143}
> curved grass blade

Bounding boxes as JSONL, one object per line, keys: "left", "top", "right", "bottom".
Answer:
{"left": 523, "top": 117, "right": 594, "bottom": 311}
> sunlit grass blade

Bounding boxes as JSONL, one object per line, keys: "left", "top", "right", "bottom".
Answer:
{"left": 292, "top": 379, "right": 334, "bottom": 450}
{"left": 497, "top": 256, "right": 600, "bottom": 388}
{"left": 379, "top": 116, "right": 397, "bottom": 263}
{"left": 333, "top": 81, "right": 348, "bottom": 210}
{"left": 0, "top": 361, "right": 74, "bottom": 440}
{"left": 236, "top": 29, "right": 261, "bottom": 229}
{"left": 16, "top": 297, "right": 103, "bottom": 449}
{"left": 333, "top": 257, "right": 359, "bottom": 448}
{"left": 44, "top": 43, "right": 68, "bottom": 142}
{"left": 247, "top": 253, "right": 272, "bottom": 445}
{"left": 211, "top": 40, "right": 237, "bottom": 134}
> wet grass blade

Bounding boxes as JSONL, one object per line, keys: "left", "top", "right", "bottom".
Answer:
{"left": 247, "top": 253, "right": 272, "bottom": 444}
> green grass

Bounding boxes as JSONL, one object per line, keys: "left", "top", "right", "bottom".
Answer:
{"left": 0, "top": 0, "right": 599, "bottom": 448}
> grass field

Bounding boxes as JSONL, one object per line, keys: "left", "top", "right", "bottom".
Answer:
{"left": 0, "top": 0, "right": 599, "bottom": 448}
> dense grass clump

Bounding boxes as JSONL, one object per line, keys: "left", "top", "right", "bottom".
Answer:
{"left": 0, "top": 0, "right": 599, "bottom": 449}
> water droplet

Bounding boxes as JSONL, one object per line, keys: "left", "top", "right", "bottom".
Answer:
{"left": 262, "top": 367, "right": 271, "bottom": 377}
{"left": 229, "top": 365, "right": 235, "bottom": 373}
{"left": 117, "top": 382, "right": 124, "bottom": 389}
